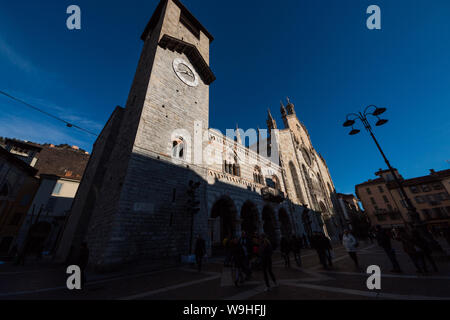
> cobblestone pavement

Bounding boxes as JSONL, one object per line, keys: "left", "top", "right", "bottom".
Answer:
{"left": 1, "top": 239, "right": 450, "bottom": 300}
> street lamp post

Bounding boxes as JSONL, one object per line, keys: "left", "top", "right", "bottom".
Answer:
{"left": 343, "top": 105, "right": 420, "bottom": 228}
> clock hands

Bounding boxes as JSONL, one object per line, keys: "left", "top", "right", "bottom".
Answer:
{"left": 179, "top": 69, "right": 194, "bottom": 77}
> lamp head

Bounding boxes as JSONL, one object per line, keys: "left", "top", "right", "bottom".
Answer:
{"left": 376, "top": 119, "right": 388, "bottom": 126}
{"left": 373, "top": 107, "right": 387, "bottom": 116}
{"left": 343, "top": 119, "right": 355, "bottom": 127}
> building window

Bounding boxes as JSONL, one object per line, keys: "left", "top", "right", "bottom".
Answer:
{"left": 253, "top": 166, "right": 264, "bottom": 185}
{"left": 172, "top": 138, "right": 186, "bottom": 160}
{"left": 366, "top": 188, "right": 372, "bottom": 195}
{"left": 432, "top": 183, "right": 443, "bottom": 190}
{"left": 383, "top": 195, "right": 389, "bottom": 203}
{"left": 378, "top": 186, "right": 384, "bottom": 193}
{"left": 432, "top": 207, "right": 446, "bottom": 219}
{"left": 387, "top": 204, "right": 393, "bottom": 211}
{"left": 415, "top": 196, "right": 425, "bottom": 204}
{"left": 437, "top": 192, "right": 450, "bottom": 201}
{"left": 410, "top": 186, "right": 419, "bottom": 194}
{"left": 266, "top": 175, "right": 281, "bottom": 190}
{"left": 421, "top": 184, "right": 431, "bottom": 192}
{"left": 289, "top": 162, "right": 304, "bottom": 202}
{"left": 422, "top": 209, "right": 431, "bottom": 220}
{"left": 52, "top": 183, "right": 63, "bottom": 195}
{"left": 370, "top": 197, "right": 376, "bottom": 205}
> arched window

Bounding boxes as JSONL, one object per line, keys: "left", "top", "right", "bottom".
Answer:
{"left": 223, "top": 153, "right": 240, "bottom": 177}
{"left": 266, "top": 175, "right": 281, "bottom": 190}
{"left": 172, "top": 137, "right": 186, "bottom": 159}
{"left": 289, "top": 161, "right": 305, "bottom": 203}
{"left": 253, "top": 166, "right": 264, "bottom": 185}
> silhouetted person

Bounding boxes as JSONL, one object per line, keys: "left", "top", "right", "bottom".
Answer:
{"left": 323, "top": 234, "right": 333, "bottom": 267}
{"left": 411, "top": 229, "right": 438, "bottom": 272}
{"left": 259, "top": 234, "right": 277, "bottom": 291}
{"left": 231, "top": 238, "right": 246, "bottom": 287}
{"left": 342, "top": 230, "right": 359, "bottom": 268}
{"left": 280, "top": 237, "right": 291, "bottom": 268}
{"left": 375, "top": 225, "right": 402, "bottom": 273}
{"left": 291, "top": 236, "right": 302, "bottom": 267}
{"left": 239, "top": 231, "right": 252, "bottom": 279}
{"left": 312, "top": 232, "right": 329, "bottom": 269}
{"left": 398, "top": 230, "right": 426, "bottom": 273}
{"left": 194, "top": 235, "right": 206, "bottom": 272}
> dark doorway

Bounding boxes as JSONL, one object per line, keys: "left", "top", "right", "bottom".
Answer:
{"left": 211, "top": 197, "right": 237, "bottom": 255}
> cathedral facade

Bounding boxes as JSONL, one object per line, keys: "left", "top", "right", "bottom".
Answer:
{"left": 57, "top": 0, "right": 344, "bottom": 269}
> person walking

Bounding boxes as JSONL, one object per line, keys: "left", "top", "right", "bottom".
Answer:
{"left": 194, "top": 234, "right": 206, "bottom": 272}
{"left": 312, "top": 232, "right": 329, "bottom": 269}
{"left": 239, "top": 231, "right": 252, "bottom": 279}
{"left": 280, "top": 237, "right": 291, "bottom": 268}
{"left": 375, "top": 225, "right": 402, "bottom": 273}
{"left": 323, "top": 234, "right": 333, "bottom": 267}
{"left": 291, "top": 236, "right": 302, "bottom": 267}
{"left": 398, "top": 230, "right": 427, "bottom": 274}
{"left": 411, "top": 229, "right": 438, "bottom": 272}
{"left": 231, "top": 238, "right": 246, "bottom": 287}
{"left": 342, "top": 230, "right": 359, "bottom": 268}
{"left": 259, "top": 234, "right": 278, "bottom": 291}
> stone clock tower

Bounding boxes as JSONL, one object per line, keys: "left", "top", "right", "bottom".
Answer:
{"left": 58, "top": 0, "right": 216, "bottom": 269}
{"left": 128, "top": 0, "right": 215, "bottom": 157}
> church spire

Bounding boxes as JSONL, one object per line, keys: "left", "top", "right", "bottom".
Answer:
{"left": 286, "top": 97, "right": 295, "bottom": 115}
{"left": 280, "top": 100, "right": 287, "bottom": 117}
{"left": 267, "top": 108, "right": 277, "bottom": 131}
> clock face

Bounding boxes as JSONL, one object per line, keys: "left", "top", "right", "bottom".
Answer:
{"left": 173, "top": 58, "right": 199, "bottom": 87}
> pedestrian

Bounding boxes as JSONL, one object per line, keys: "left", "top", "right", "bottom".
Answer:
{"left": 194, "top": 234, "right": 206, "bottom": 272}
{"left": 323, "top": 234, "right": 333, "bottom": 267}
{"left": 398, "top": 230, "right": 427, "bottom": 274}
{"left": 311, "top": 232, "right": 329, "bottom": 269}
{"left": 291, "top": 236, "right": 302, "bottom": 267}
{"left": 259, "top": 234, "right": 278, "bottom": 291}
{"left": 231, "top": 238, "right": 246, "bottom": 287}
{"left": 280, "top": 237, "right": 291, "bottom": 268}
{"left": 342, "top": 230, "right": 359, "bottom": 268}
{"left": 223, "top": 236, "right": 231, "bottom": 267}
{"left": 411, "top": 229, "right": 438, "bottom": 272}
{"left": 375, "top": 225, "right": 402, "bottom": 273}
{"left": 239, "top": 231, "right": 252, "bottom": 279}
{"left": 78, "top": 242, "right": 90, "bottom": 289}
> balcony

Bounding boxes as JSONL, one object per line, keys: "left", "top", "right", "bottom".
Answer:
{"left": 261, "top": 187, "right": 285, "bottom": 203}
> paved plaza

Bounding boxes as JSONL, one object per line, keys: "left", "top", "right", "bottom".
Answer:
{"left": 1, "top": 239, "right": 450, "bottom": 300}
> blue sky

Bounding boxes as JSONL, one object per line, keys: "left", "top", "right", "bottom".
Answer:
{"left": 1, "top": 0, "right": 449, "bottom": 194}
